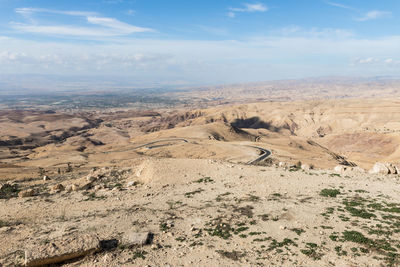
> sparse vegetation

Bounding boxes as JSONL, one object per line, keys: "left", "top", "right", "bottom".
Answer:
{"left": 0, "top": 184, "right": 20, "bottom": 199}
{"left": 216, "top": 250, "right": 246, "bottom": 261}
{"left": 320, "top": 188, "right": 341, "bottom": 198}
{"left": 195, "top": 177, "right": 214, "bottom": 183}
{"left": 132, "top": 250, "right": 147, "bottom": 260}
{"left": 184, "top": 189, "right": 204, "bottom": 198}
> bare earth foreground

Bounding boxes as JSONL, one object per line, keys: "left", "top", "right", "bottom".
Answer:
{"left": 1, "top": 95, "right": 400, "bottom": 266}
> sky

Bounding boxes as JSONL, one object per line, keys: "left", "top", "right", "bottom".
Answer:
{"left": 0, "top": 0, "right": 399, "bottom": 87}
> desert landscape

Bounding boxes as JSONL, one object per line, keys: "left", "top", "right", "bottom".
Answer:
{"left": 1, "top": 0, "right": 400, "bottom": 266}
{"left": 1, "top": 79, "right": 400, "bottom": 266}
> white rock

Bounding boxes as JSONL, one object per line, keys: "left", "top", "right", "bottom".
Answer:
{"left": 126, "top": 181, "right": 137, "bottom": 187}
{"left": 122, "top": 232, "right": 151, "bottom": 247}
{"left": 301, "top": 164, "right": 310, "bottom": 171}
{"left": 43, "top": 176, "right": 50, "bottom": 181}
{"left": 369, "top": 162, "right": 389, "bottom": 175}
{"left": 334, "top": 165, "right": 346, "bottom": 173}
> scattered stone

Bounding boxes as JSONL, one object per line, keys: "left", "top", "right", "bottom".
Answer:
{"left": 151, "top": 243, "right": 162, "bottom": 250}
{"left": 93, "top": 185, "right": 104, "bottom": 191}
{"left": 86, "top": 175, "right": 97, "bottom": 182}
{"left": 43, "top": 176, "right": 50, "bottom": 181}
{"left": 279, "top": 225, "right": 286, "bottom": 230}
{"left": 76, "top": 179, "right": 94, "bottom": 191}
{"left": 18, "top": 189, "right": 35, "bottom": 198}
{"left": 122, "top": 232, "right": 152, "bottom": 247}
{"left": 24, "top": 234, "right": 101, "bottom": 267}
{"left": 51, "top": 184, "right": 64, "bottom": 193}
{"left": 65, "top": 184, "right": 79, "bottom": 192}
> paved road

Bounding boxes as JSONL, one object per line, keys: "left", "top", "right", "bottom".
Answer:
{"left": 132, "top": 138, "right": 188, "bottom": 149}
{"left": 245, "top": 146, "right": 272, "bottom": 165}
{"left": 132, "top": 139, "right": 271, "bottom": 165}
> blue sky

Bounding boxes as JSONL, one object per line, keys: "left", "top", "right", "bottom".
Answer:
{"left": 0, "top": 0, "right": 399, "bottom": 86}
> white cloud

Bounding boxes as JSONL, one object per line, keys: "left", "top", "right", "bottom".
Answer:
{"left": 351, "top": 57, "right": 400, "bottom": 67}
{"left": 356, "top": 57, "right": 379, "bottom": 64}
{"left": 87, "top": 16, "right": 152, "bottom": 34}
{"left": 325, "top": 1, "right": 354, "bottom": 10}
{"left": 384, "top": 58, "right": 400, "bottom": 65}
{"left": 12, "top": 7, "right": 153, "bottom": 38}
{"left": 1, "top": 31, "right": 400, "bottom": 83}
{"left": 229, "top": 3, "right": 268, "bottom": 18}
{"left": 15, "top": 7, "right": 97, "bottom": 17}
{"left": 357, "top": 10, "right": 392, "bottom": 21}
{"left": 273, "top": 26, "right": 354, "bottom": 39}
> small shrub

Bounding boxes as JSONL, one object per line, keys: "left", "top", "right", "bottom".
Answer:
{"left": 320, "top": 189, "right": 341, "bottom": 198}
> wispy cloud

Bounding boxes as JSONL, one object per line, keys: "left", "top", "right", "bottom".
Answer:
{"left": 272, "top": 26, "right": 354, "bottom": 39}
{"left": 196, "top": 25, "right": 229, "bottom": 36}
{"left": 15, "top": 7, "right": 97, "bottom": 17}
{"left": 356, "top": 10, "right": 392, "bottom": 21}
{"left": 12, "top": 7, "right": 153, "bottom": 38}
{"left": 126, "top": 9, "right": 135, "bottom": 16}
{"left": 351, "top": 57, "right": 400, "bottom": 66}
{"left": 325, "top": 1, "right": 355, "bottom": 10}
{"left": 228, "top": 3, "right": 268, "bottom": 18}
{"left": 227, "top": 12, "right": 235, "bottom": 18}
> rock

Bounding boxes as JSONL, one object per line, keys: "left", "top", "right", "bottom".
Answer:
{"left": 334, "top": 165, "right": 346, "bottom": 173}
{"left": 278, "top": 162, "right": 287, "bottom": 168}
{"left": 43, "top": 176, "right": 50, "bottom": 181}
{"left": 86, "top": 175, "right": 97, "bottom": 182}
{"left": 24, "top": 234, "right": 100, "bottom": 267}
{"left": 51, "top": 184, "right": 65, "bottom": 192}
{"left": 301, "top": 164, "right": 310, "bottom": 171}
{"left": 279, "top": 225, "right": 286, "bottom": 230}
{"left": 18, "top": 189, "right": 35, "bottom": 198}
{"left": 385, "top": 163, "right": 397, "bottom": 174}
{"left": 369, "top": 163, "right": 389, "bottom": 175}
{"left": 93, "top": 185, "right": 104, "bottom": 191}
{"left": 395, "top": 165, "right": 400, "bottom": 175}
{"left": 76, "top": 178, "right": 94, "bottom": 191}
{"left": 65, "top": 184, "right": 78, "bottom": 192}
{"left": 126, "top": 181, "right": 138, "bottom": 187}
{"left": 122, "top": 232, "right": 152, "bottom": 247}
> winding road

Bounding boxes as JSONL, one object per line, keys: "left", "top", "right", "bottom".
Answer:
{"left": 245, "top": 146, "right": 272, "bottom": 165}
{"left": 132, "top": 139, "right": 271, "bottom": 165}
